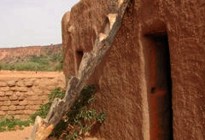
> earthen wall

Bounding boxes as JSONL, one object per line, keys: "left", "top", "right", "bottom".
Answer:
{"left": 63, "top": 0, "right": 205, "bottom": 139}
{"left": 0, "top": 71, "right": 65, "bottom": 119}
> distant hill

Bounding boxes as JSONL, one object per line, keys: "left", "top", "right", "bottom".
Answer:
{"left": 0, "top": 44, "right": 63, "bottom": 71}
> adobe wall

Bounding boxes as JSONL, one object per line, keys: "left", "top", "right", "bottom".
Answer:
{"left": 63, "top": 0, "right": 205, "bottom": 139}
{"left": 0, "top": 71, "right": 65, "bottom": 120}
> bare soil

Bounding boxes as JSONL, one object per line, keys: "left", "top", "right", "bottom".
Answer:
{"left": 0, "top": 70, "right": 64, "bottom": 78}
{"left": 0, "top": 126, "right": 32, "bottom": 140}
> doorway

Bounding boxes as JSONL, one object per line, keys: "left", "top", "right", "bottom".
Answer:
{"left": 144, "top": 32, "right": 173, "bottom": 140}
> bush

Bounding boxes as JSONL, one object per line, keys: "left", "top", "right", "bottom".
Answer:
{"left": 0, "top": 117, "right": 32, "bottom": 132}
{"left": 0, "top": 51, "right": 63, "bottom": 71}
{"left": 51, "top": 85, "right": 106, "bottom": 139}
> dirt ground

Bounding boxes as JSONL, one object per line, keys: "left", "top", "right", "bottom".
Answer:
{"left": 0, "top": 126, "right": 32, "bottom": 140}
{"left": 0, "top": 70, "right": 64, "bottom": 78}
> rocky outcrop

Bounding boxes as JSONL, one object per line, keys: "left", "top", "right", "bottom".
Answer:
{"left": 0, "top": 71, "right": 65, "bottom": 119}
{"left": 63, "top": 0, "right": 205, "bottom": 140}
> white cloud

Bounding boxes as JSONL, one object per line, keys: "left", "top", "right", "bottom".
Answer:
{"left": 0, "top": 0, "right": 79, "bottom": 48}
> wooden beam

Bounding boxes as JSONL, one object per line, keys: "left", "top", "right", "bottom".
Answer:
{"left": 29, "top": 1, "right": 130, "bottom": 139}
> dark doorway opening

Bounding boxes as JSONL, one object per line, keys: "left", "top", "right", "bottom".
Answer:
{"left": 144, "top": 32, "right": 173, "bottom": 140}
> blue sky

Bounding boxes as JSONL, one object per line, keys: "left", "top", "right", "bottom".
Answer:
{"left": 0, "top": 0, "right": 79, "bottom": 48}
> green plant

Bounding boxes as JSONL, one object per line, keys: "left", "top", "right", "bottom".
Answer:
{"left": 50, "top": 85, "right": 106, "bottom": 140}
{"left": 0, "top": 50, "right": 63, "bottom": 71}
{"left": 30, "top": 88, "right": 65, "bottom": 121}
{"left": 0, "top": 117, "right": 32, "bottom": 132}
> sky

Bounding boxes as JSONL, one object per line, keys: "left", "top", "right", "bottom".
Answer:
{"left": 0, "top": 0, "right": 79, "bottom": 48}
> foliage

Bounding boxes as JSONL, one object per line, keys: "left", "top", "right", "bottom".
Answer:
{"left": 0, "top": 51, "right": 63, "bottom": 71}
{"left": 50, "top": 85, "right": 106, "bottom": 140}
{"left": 30, "top": 88, "right": 65, "bottom": 121}
{"left": 0, "top": 117, "right": 32, "bottom": 132}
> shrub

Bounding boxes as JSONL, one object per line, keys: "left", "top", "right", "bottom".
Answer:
{"left": 0, "top": 51, "right": 63, "bottom": 71}
{"left": 50, "top": 85, "right": 106, "bottom": 139}
{"left": 0, "top": 117, "right": 32, "bottom": 132}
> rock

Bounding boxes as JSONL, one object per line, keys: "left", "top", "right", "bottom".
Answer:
{"left": 11, "top": 87, "right": 28, "bottom": 92}
{"left": 1, "top": 106, "right": 9, "bottom": 111}
{"left": 0, "top": 96, "right": 9, "bottom": 101}
{"left": 16, "top": 106, "right": 25, "bottom": 110}
{"left": 1, "top": 87, "right": 10, "bottom": 92}
{"left": 16, "top": 91, "right": 23, "bottom": 96}
{"left": 18, "top": 95, "right": 25, "bottom": 101}
{"left": 5, "top": 91, "right": 13, "bottom": 96}
{"left": 31, "top": 100, "right": 42, "bottom": 105}
{"left": 16, "top": 80, "right": 25, "bottom": 87}
{"left": 29, "top": 105, "right": 40, "bottom": 110}
{"left": 9, "top": 95, "right": 18, "bottom": 101}
{"left": 7, "top": 80, "right": 16, "bottom": 87}
{"left": 0, "top": 92, "right": 5, "bottom": 96}
{"left": 15, "top": 110, "right": 24, "bottom": 115}
{"left": 32, "top": 87, "right": 42, "bottom": 94}
{"left": 25, "top": 91, "right": 35, "bottom": 96}
{"left": 24, "top": 79, "right": 34, "bottom": 87}
{"left": 9, "top": 105, "right": 17, "bottom": 111}
{"left": 29, "top": 95, "right": 39, "bottom": 101}
{"left": 7, "top": 111, "right": 16, "bottom": 115}
{"left": 19, "top": 100, "right": 28, "bottom": 106}
{"left": 3, "top": 101, "right": 11, "bottom": 106}
{"left": 24, "top": 110, "right": 33, "bottom": 115}
{"left": 11, "top": 101, "right": 19, "bottom": 105}
{"left": 0, "top": 81, "right": 7, "bottom": 87}
{"left": 0, "top": 111, "right": 6, "bottom": 116}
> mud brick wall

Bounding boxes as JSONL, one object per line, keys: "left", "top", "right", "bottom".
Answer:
{"left": 0, "top": 71, "right": 65, "bottom": 119}
{"left": 64, "top": 0, "right": 205, "bottom": 139}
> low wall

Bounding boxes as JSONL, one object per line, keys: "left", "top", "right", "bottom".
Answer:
{"left": 0, "top": 71, "right": 65, "bottom": 119}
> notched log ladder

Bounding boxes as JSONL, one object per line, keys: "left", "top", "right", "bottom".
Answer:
{"left": 30, "top": 0, "right": 130, "bottom": 139}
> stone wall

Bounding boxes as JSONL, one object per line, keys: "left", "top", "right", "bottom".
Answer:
{"left": 0, "top": 71, "right": 65, "bottom": 119}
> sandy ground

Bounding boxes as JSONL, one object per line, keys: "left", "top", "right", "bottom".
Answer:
{"left": 0, "top": 70, "right": 64, "bottom": 78}
{"left": 0, "top": 126, "right": 32, "bottom": 140}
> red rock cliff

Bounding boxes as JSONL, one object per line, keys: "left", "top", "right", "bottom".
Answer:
{"left": 62, "top": 0, "right": 205, "bottom": 139}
